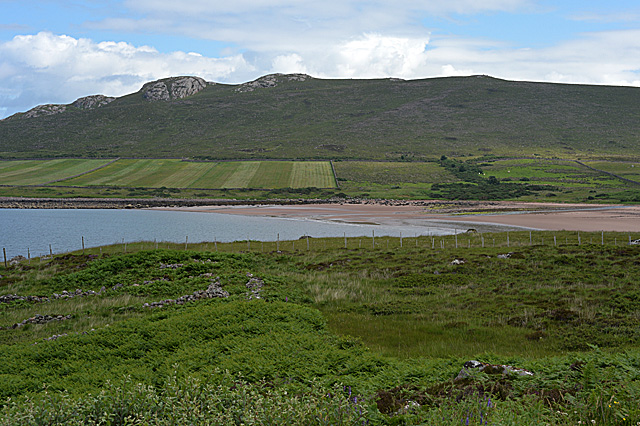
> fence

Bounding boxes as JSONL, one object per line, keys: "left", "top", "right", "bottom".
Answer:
{"left": 3, "top": 230, "right": 639, "bottom": 268}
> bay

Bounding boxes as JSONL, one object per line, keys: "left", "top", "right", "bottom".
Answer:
{"left": 0, "top": 209, "right": 458, "bottom": 258}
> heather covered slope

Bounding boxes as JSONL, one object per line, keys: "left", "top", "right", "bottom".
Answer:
{"left": 1, "top": 74, "right": 639, "bottom": 160}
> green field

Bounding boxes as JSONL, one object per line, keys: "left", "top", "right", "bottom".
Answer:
{"left": 1, "top": 159, "right": 337, "bottom": 189}
{"left": 585, "top": 161, "right": 640, "bottom": 182}
{"left": 3, "top": 157, "right": 640, "bottom": 203}
{"left": 479, "top": 159, "right": 624, "bottom": 187}
{"left": 0, "top": 159, "right": 112, "bottom": 186}
{"left": 1, "top": 233, "right": 640, "bottom": 424}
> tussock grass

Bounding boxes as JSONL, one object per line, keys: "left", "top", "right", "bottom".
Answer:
{"left": 2, "top": 233, "right": 640, "bottom": 424}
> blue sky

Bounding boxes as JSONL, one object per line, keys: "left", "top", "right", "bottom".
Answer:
{"left": 1, "top": 0, "right": 640, "bottom": 118}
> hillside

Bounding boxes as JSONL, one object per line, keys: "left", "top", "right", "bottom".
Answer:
{"left": 1, "top": 74, "right": 639, "bottom": 160}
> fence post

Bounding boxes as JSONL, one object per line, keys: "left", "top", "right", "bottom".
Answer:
{"left": 400, "top": 232, "right": 403, "bottom": 248}
{"left": 3, "top": 248, "right": 6, "bottom": 268}
{"left": 82, "top": 236, "right": 85, "bottom": 255}
{"left": 49, "top": 244, "right": 53, "bottom": 257}
{"left": 602, "top": 231, "right": 604, "bottom": 245}
{"left": 372, "top": 230, "right": 375, "bottom": 248}
{"left": 344, "top": 233, "right": 347, "bottom": 249}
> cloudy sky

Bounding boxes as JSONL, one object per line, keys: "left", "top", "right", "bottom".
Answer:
{"left": 1, "top": 0, "right": 640, "bottom": 118}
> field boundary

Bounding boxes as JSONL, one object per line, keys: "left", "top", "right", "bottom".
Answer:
{"left": 575, "top": 160, "right": 640, "bottom": 187}
{"left": 329, "top": 160, "right": 339, "bottom": 188}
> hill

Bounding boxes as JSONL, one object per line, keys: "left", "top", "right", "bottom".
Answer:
{"left": 1, "top": 74, "right": 639, "bottom": 160}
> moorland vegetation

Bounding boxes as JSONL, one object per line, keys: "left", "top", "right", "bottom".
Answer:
{"left": 1, "top": 232, "right": 639, "bottom": 424}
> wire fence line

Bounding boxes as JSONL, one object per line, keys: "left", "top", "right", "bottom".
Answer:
{"left": 4, "top": 230, "right": 639, "bottom": 268}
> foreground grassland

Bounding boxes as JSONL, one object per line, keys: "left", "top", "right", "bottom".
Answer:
{"left": 1, "top": 232, "right": 639, "bottom": 425}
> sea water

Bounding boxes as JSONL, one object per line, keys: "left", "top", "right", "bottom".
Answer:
{"left": 0, "top": 208, "right": 459, "bottom": 258}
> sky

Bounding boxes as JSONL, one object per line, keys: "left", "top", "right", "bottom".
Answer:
{"left": 1, "top": 0, "right": 640, "bottom": 119}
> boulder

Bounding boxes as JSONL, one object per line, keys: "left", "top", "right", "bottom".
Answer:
{"left": 455, "top": 360, "right": 533, "bottom": 381}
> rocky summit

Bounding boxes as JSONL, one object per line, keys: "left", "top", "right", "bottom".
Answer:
{"left": 141, "top": 76, "right": 209, "bottom": 101}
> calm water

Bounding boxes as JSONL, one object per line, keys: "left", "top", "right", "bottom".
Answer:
{"left": 0, "top": 209, "right": 459, "bottom": 258}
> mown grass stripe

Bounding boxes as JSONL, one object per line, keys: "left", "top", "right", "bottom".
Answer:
{"left": 221, "top": 162, "right": 260, "bottom": 188}
{"left": 248, "top": 162, "right": 293, "bottom": 188}
{"left": 0, "top": 159, "right": 112, "bottom": 185}
{"left": 290, "top": 161, "right": 336, "bottom": 188}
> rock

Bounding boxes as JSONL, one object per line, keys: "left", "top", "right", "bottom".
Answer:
{"left": 235, "top": 73, "right": 310, "bottom": 93}
{"left": 142, "top": 81, "right": 170, "bottom": 101}
{"left": 12, "top": 314, "right": 72, "bottom": 328}
{"left": 71, "top": 95, "right": 115, "bottom": 109}
{"left": 144, "top": 276, "right": 228, "bottom": 308}
{"left": 246, "top": 276, "right": 264, "bottom": 300}
{"left": 497, "top": 253, "right": 512, "bottom": 259}
{"left": 22, "top": 104, "right": 67, "bottom": 119}
{"left": 159, "top": 263, "right": 184, "bottom": 269}
{"left": 630, "top": 239, "right": 640, "bottom": 245}
{"left": 455, "top": 360, "right": 533, "bottom": 381}
{"left": 171, "top": 76, "right": 208, "bottom": 99}
{"left": 142, "top": 76, "right": 208, "bottom": 101}
{"left": 9, "top": 255, "right": 26, "bottom": 266}
{"left": 450, "top": 259, "right": 465, "bottom": 265}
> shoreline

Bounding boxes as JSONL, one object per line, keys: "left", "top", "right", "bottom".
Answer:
{"left": 153, "top": 201, "right": 640, "bottom": 233}
{"left": 2, "top": 197, "right": 640, "bottom": 232}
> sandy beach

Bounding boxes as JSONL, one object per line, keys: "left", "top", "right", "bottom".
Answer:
{"left": 156, "top": 201, "right": 640, "bottom": 233}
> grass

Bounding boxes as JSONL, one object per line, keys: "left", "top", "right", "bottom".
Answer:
{"left": 1, "top": 233, "right": 640, "bottom": 424}
{"left": 585, "top": 160, "right": 640, "bottom": 182}
{"left": 2, "top": 75, "right": 640, "bottom": 160}
{"left": 0, "top": 159, "right": 112, "bottom": 185}
{"left": 1, "top": 159, "right": 337, "bottom": 190}
{"left": 2, "top": 156, "right": 640, "bottom": 203}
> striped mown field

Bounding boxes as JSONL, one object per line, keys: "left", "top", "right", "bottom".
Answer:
{"left": 0, "top": 159, "right": 113, "bottom": 186}
{"left": 45, "top": 159, "right": 337, "bottom": 189}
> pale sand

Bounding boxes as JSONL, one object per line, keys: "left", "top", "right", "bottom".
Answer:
{"left": 155, "top": 201, "right": 640, "bottom": 233}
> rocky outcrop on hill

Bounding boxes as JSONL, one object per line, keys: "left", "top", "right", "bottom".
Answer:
{"left": 71, "top": 95, "right": 115, "bottom": 109}
{"left": 22, "top": 104, "right": 67, "bottom": 119}
{"left": 142, "top": 76, "right": 208, "bottom": 101}
{"left": 4, "top": 94, "right": 115, "bottom": 121}
{"left": 235, "top": 73, "right": 310, "bottom": 93}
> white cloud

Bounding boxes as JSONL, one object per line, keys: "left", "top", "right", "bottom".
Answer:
{"left": 0, "top": 32, "right": 254, "bottom": 118}
{"left": 330, "top": 33, "right": 429, "bottom": 79}
{"left": 271, "top": 54, "right": 308, "bottom": 75}
{"left": 88, "top": 0, "right": 532, "bottom": 54}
